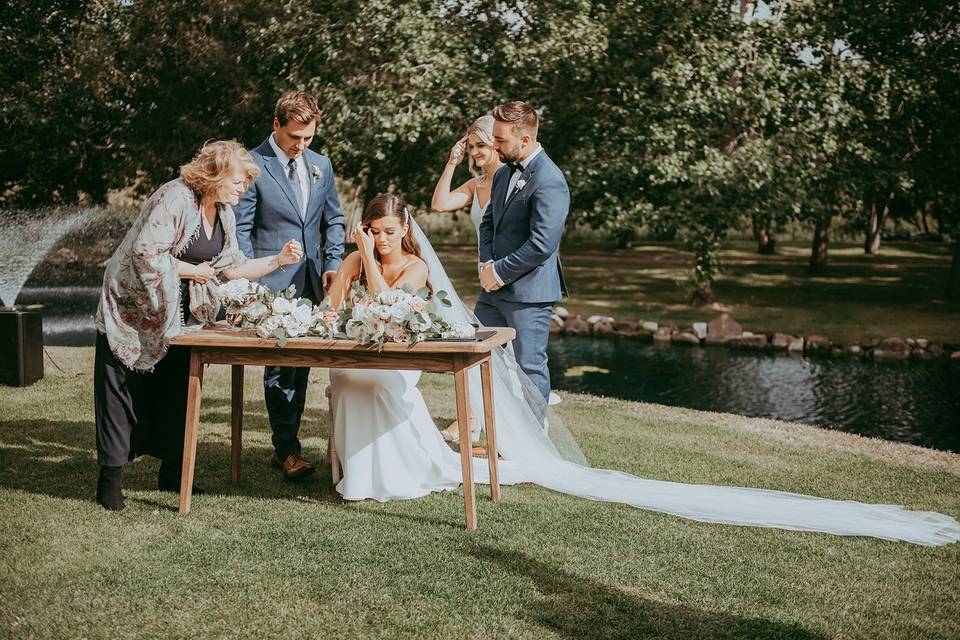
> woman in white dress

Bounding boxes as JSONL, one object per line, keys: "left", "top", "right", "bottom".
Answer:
{"left": 431, "top": 114, "right": 501, "bottom": 241}
{"left": 430, "top": 115, "right": 502, "bottom": 443}
{"left": 321, "top": 194, "right": 960, "bottom": 544}
{"left": 324, "top": 193, "right": 466, "bottom": 501}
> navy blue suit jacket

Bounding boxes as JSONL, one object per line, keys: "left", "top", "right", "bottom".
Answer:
{"left": 234, "top": 137, "right": 345, "bottom": 295}
{"left": 478, "top": 149, "right": 569, "bottom": 303}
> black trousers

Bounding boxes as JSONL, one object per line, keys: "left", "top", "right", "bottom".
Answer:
{"left": 263, "top": 275, "right": 320, "bottom": 461}
{"left": 94, "top": 332, "right": 190, "bottom": 468}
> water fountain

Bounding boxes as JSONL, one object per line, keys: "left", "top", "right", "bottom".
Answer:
{"left": 0, "top": 208, "right": 93, "bottom": 385}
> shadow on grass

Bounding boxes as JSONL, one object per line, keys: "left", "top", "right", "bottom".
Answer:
{"left": 472, "top": 545, "right": 825, "bottom": 640}
{"left": 0, "top": 418, "right": 343, "bottom": 506}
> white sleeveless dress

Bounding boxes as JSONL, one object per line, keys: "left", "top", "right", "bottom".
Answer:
{"left": 469, "top": 188, "right": 484, "bottom": 236}
{"left": 328, "top": 259, "right": 487, "bottom": 502}
{"left": 329, "top": 368, "right": 468, "bottom": 501}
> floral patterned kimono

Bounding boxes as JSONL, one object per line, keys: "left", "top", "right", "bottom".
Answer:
{"left": 96, "top": 178, "right": 247, "bottom": 371}
{"left": 93, "top": 178, "right": 247, "bottom": 467}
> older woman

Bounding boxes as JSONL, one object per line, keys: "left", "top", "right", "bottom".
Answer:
{"left": 94, "top": 140, "right": 303, "bottom": 511}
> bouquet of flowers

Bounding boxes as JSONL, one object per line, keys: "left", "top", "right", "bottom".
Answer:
{"left": 219, "top": 278, "right": 335, "bottom": 346}
{"left": 219, "top": 279, "right": 474, "bottom": 348}
{"left": 338, "top": 282, "right": 475, "bottom": 349}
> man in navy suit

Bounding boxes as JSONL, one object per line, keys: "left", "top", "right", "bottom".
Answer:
{"left": 235, "top": 91, "right": 345, "bottom": 479}
{"left": 477, "top": 101, "right": 569, "bottom": 404}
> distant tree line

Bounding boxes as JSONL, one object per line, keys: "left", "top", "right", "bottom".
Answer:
{"left": 3, "top": 0, "right": 958, "bottom": 299}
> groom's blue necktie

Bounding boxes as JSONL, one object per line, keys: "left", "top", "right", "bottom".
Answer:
{"left": 286, "top": 158, "right": 303, "bottom": 215}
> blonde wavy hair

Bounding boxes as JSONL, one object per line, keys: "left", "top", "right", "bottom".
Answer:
{"left": 465, "top": 114, "right": 495, "bottom": 177}
{"left": 179, "top": 140, "right": 259, "bottom": 199}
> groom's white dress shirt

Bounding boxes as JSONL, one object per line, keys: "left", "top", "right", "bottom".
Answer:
{"left": 483, "top": 144, "right": 544, "bottom": 286}
{"left": 269, "top": 133, "right": 310, "bottom": 220}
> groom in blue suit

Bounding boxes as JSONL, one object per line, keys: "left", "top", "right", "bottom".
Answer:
{"left": 235, "top": 91, "right": 345, "bottom": 479}
{"left": 477, "top": 101, "right": 569, "bottom": 403}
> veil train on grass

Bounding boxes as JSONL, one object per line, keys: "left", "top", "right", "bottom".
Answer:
{"left": 412, "top": 219, "right": 960, "bottom": 547}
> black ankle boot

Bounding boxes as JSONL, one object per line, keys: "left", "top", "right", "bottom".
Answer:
{"left": 158, "top": 460, "right": 204, "bottom": 495}
{"left": 96, "top": 465, "right": 125, "bottom": 511}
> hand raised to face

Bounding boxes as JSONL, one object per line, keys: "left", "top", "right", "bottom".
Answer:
{"left": 351, "top": 223, "right": 376, "bottom": 256}
{"left": 447, "top": 136, "right": 467, "bottom": 166}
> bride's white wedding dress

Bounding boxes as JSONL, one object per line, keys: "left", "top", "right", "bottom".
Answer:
{"left": 329, "top": 368, "right": 464, "bottom": 501}
{"left": 326, "top": 220, "right": 960, "bottom": 546}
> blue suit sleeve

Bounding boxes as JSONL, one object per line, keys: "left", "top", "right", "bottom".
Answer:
{"left": 493, "top": 175, "right": 569, "bottom": 285}
{"left": 321, "top": 157, "right": 345, "bottom": 273}
{"left": 234, "top": 179, "right": 257, "bottom": 259}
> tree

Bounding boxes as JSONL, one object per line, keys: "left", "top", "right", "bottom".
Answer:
{"left": 0, "top": 1, "right": 123, "bottom": 205}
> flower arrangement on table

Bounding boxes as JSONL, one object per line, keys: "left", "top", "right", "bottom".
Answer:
{"left": 219, "top": 279, "right": 475, "bottom": 348}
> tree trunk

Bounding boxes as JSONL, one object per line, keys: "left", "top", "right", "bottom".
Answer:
{"left": 864, "top": 192, "right": 892, "bottom": 255}
{"left": 753, "top": 216, "right": 777, "bottom": 254}
{"left": 615, "top": 227, "right": 637, "bottom": 249}
{"left": 809, "top": 217, "right": 830, "bottom": 273}
{"left": 947, "top": 240, "right": 960, "bottom": 300}
{"left": 688, "top": 235, "right": 720, "bottom": 306}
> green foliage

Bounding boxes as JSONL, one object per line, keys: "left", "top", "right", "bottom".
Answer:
{"left": 4, "top": 0, "right": 959, "bottom": 297}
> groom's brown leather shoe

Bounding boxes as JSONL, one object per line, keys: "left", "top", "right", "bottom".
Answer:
{"left": 271, "top": 453, "right": 316, "bottom": 480}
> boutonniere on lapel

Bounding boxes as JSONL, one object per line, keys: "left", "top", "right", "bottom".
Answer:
{"left": 311, "top": 164, "right": 323, "bottom": 182}
{"left": 515, "top": 179, "right": 527, "bottom": 191}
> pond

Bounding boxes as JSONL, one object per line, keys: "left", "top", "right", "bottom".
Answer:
{"left": 548, "top": 335, "right": 960, "bottom": 454}
{"left": 18, "top": 286, "right": 960, "bottom": 454}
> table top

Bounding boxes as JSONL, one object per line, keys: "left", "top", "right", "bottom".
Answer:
{"left": 171, "top": 322, "right": 515, "bottom": 354}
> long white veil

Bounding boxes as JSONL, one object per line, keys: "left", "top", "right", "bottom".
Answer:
{"left": 411, "top": 220, "right": 960, "bottom": 546}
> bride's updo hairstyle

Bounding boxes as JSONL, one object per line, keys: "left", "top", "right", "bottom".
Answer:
{"left": 362, "top": 192, "right": 423, "bottom": 260}
{"left": 465, "top": 114, "right": 495, "bottom": 177}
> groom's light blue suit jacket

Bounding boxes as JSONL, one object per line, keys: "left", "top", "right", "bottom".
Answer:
{"left": 478, "top": 149, "right": 569, "bottom": 303}
{"left": 234, "top": 137, "right": 345, "bottom": 295}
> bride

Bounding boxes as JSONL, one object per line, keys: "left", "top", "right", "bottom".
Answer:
{"left": 324, "top": 193, "right": 465, "bottom": 500}
{"left": 322, "top": 193, "right": 960, "bottom": 545}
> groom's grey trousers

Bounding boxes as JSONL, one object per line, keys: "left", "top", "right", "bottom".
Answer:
{"left": 474, "top": 294, "right": 554, "bottom": 402}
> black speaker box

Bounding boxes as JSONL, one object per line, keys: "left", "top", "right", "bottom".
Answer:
{"left": 0, "top": 307, "right": 44, "bottom": 386}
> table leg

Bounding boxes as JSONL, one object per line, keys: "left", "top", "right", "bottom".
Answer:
{"left": 178, "top": 350, "right": 203, "bottom": 514}
{"left": 454, "top": 359, "right": 477, "bottom": 530}
{"left": 479, "top": 358, "right": 500, "bottom": 503}
{"left": 231, "top": 364, "right": 243, "bottom": 485}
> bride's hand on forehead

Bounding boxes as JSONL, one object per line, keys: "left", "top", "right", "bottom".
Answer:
{"left": 351, "top": 223, "right": 375, "bottom": 255}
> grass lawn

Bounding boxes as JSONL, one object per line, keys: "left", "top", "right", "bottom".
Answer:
{"left": 435, "top": 240, "right": 960, "bottom": 345}
{"left": 1, "top": 347, "right": 959, "bottom": 639}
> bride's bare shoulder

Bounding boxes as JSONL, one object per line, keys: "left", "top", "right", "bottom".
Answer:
{"left": 403, "top": 254, "right": 428, "bottom": 271}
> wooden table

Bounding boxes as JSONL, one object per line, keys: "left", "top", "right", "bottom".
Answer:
{"left": 170, "top": 324, "right": 515, "bottom": 529}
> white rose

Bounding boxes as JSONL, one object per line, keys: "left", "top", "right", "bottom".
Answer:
{"left": 384, "top": 321, "right": 402, "bottom": 338}
{"left": 220, "top": 278, "right": 251, "bottom": 303}
{"left": 281, "top": 314, "right": 307, "bottom": 337}
{"left": 255, "top": 316, "right": 280, "bottom": 338}
{"left": 376, "top": 304, "right": 393, "bottom": 321}
{"left": 245, "top": 301, "right": 269, "bottom": 321}
{"left": 351, "top": 302, "right": 368, "bottom": 321}
{"left": 391, "top": 302, "right": 412, "bottom": 324}
{"left": 272, "top": 298, "right": 294, "bottom": 315}
{"left": 410, "top": 299, "right": 427, "bottom": 314}
{"left": 449, "top": 321, "right": 476, "bottom": 338}
{"left": 377, "top": 289, "right": 400, "bottom": 306}
{"left": 292, "top": 304, "right": 313, "bottom": 326}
